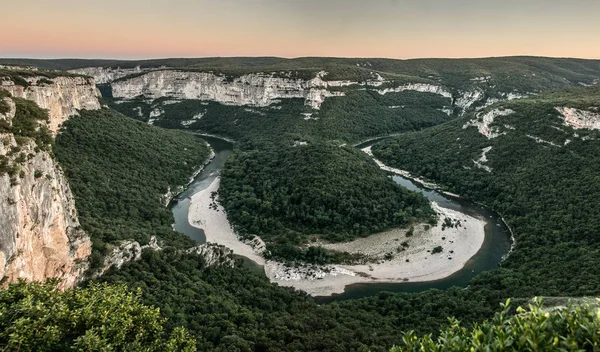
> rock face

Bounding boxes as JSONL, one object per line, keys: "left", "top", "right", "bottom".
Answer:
{"left": 463, "top": 108, "right": 515, "bottom": 139}
{"left": 556, "top": 107, "right": 600, "bottom": 130}
{"left": 1, "top": 76, "right": 102, "bottom": 134}
{"left": 93, "top": 237, "right": 161, "bottom": 277}
{"left": 69, "top": 66, "right": 149, "bottom": 84}
{"left": 187, "top": 243, "right": 236, "bottom": 268}
{"left": 377, "top": 83, "right": 452, "bottom": 99}
{"left": 0, "top": 73, "right": 100, "bottom": 288}
{"left": 111, "top": 69, "right": 353, "bottom": 110}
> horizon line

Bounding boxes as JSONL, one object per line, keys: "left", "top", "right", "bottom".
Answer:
{"left": 1, "top": 54, "right": 600, "bottom": 62}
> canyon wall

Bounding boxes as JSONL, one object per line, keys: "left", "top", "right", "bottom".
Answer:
{"left": 1, "top": 76, "right": 102, "bottom": 134}
{"left": 0, "top": 73, "right": 101, "bottom": 288}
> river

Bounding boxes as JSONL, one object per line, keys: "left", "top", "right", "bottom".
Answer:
{"left": 171, "top": 135, "right": 513, "bottom": 302}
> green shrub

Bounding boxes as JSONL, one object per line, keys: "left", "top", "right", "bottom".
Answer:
{"left": 0, "top": 280, "right": 196, "bottom": 351}
{"left": 392, "top": 298, "right": 600, "bottom": 351}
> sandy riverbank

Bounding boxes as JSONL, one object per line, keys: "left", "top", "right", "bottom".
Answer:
{"left": 267, "top": 203, "right": 485, "bottom": 296}
{"left": 188, "top": 176, "right": 486, "bottom": 297}
{"left": 188, "top": 177, "right": 266, "bottom": 266}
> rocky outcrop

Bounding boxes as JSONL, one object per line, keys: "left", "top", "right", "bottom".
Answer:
{"left": 463, "top": 108, "right": 515, "bottom": 138}
{"left": 186, "top": 243, "right": 236, "bottom": 268}
{"left": 68, "top": 66, "right": 149, "bottom": 84}
{"left": 0, "top": 93, "right": 92, "bottom": 289}
{"left": 377, "top": 83, "right": 452, "bottom": 99}
{"left": 455, "top": 89, "right": 485, "bottom": 113}
{"left": 94, "top": 237, "right": 161, "bottom": 276}
{"left": 1, "top": 76, "right": 101, "bottom": 134}
{"left": 473, "top": 146, "right": 493, "bottom": 172}
{"left": 556, "top": 107, "right": 600, "bottom": 130}
{"left": 110, "top": 69, "right": 353, "bottom": 110}
{"left": 0, "top": 73, "right": 102, "bottom": 288}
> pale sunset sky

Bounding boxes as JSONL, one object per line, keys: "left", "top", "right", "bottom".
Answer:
{"left": 2, "top": 0, "right": 599, "bottom": 59}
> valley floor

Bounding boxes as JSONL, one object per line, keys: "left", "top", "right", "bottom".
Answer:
{"left": 188, "top": 177, "right": 486, "bottom": 297}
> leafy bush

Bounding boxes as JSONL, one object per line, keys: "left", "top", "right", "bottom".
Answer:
{"left": 0, "top": 280, "right": 196, "bottom": 351}
{"left": 392, "top": 298, "right": 600, "bottom": 351}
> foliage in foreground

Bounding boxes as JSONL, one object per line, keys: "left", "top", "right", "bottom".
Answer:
{"left": 0, "top": 281, "right": 196, "bottom": 352}
{"left": 392, "top": 298, "right": 600, "bottom": 351}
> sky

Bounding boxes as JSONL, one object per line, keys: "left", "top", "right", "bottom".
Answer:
{"left": 2, "top": 0, "right": 600, "bottom": 59}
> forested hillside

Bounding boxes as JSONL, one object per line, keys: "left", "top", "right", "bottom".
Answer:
{"left": 373, "top": 86, "right": 600, "bottom": 298}
{"left": 54, "top": 109, "right": 211, "bottom": 268}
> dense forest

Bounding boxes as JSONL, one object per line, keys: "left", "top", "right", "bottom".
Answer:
{"left": 98, "top": 249, "right": 502, "bottom": 351}
{"left": 220, "top": 142, "right": 434, "bottom": 263}
{"left": 54, "top": 109, "right": 211, "bottom": 268}
{"left": 7, "top": 274, "right": 597, "bottom": 351}
{"left": 373, "top": 87, "right": 600, "bottom": 298}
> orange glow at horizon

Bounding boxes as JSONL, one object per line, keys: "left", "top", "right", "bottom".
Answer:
{"left": 2, "top": 0, "right": 600, "bottom": 60}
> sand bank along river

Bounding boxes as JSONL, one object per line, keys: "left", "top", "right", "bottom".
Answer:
{"left": 171, "top": 136, "right": 512, "bottom": 300}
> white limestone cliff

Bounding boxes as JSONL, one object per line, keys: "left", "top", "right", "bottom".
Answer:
{"left": 69, "top": 66, "right": 149, "bottom": 84}
{"left": 111, "top": 69, "right": 354, "bottom": 110}
{"left": 377, "top": 83, "right": 452, "bottom": 99}
{"left": 1, "top": 76, "right": 101, "bottom": 135}
{"left": 0, "top": 87, "right": 96, "bottom": 289}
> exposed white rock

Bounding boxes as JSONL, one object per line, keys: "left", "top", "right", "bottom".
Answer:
{"left": 133, "top": 106, "right": 143, "bottom": 117}
{"left": 94, "top": 236, "right": 162, "bottom": 277}
{"left": 305, "top": 88, "right": 344, "bottom": 109}
{"left": 68, "top": 66, "right": 149, "bottom": 84}
{"left": 0, "top": 90, "right": 95, "bottom": 289}
{"left": 186, "top": 243, "right": 235, "bottom": 267}
{"left": 526, "top": 135, "right": 561, "bottom": 147}
{"left": 266, "top": 261, "right": 356, "bottom": 281}
{"left": 366, "top": 72, "right": 386, "bottom": 87}
{"left": 473, "top": 146, "right": 493, "bottom": 172}
{"left": 463, "top": 108, "right": 515, "bottom": 139}
{"left": 470, "top": 76, "right": 492, "bottom": 82}
{"left": 555, "top": 107, "right": 600, "bottom": 130}
{"left": 1, "top": 76, "right": 101, "bottom": 135}
{"left": 302, "top": 113, "right": 318, "bottom": 120}
{"left": 149, "top": 107, "right": 164, "bottom": 119}
{"left": 377, "top": 83, "right": 452, "bottom": 99}
{"left": 441, "top": 107, "right": 454, "bottom": 116}
{"left": 0, "top": 65, "right": 38, "bottom": 71}
{"left": 111, "top": 70, "right": 349, "bottom": 110}
{"left": 455, "top": 89, "right": 485, "bottom": 113}
{"left": 160, "top": 99, "right": 182, "bottom": 105}
{"left": 501, "top": 92, "right": 529, "bottom": 100}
